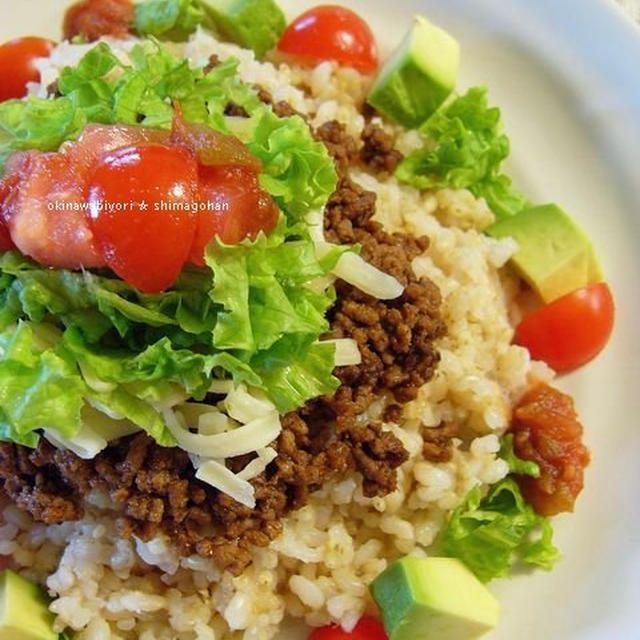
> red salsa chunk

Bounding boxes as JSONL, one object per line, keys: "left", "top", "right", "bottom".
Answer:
{"left": 63, "top": 0, "right": 134, "bottom": 42}
{"left": 510, "top": 383, "right": 590, "bottom": 516}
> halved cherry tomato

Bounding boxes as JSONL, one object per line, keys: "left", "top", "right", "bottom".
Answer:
{"left": 189, "top": 165, "right": 278, "bottom": 265}
{"left": 87, "top": 144, "right": 199, "bottom": 293}
{"left": 0, "top": 37, "right": 55, "bottom": 101}
{"left": 308, "top": 617, "right": 388, "bottom": 640}
{"left": 515, "top": 282, "right": 615, "bottom": 372}
{"left": 277, "top": 5, "right": 378, "bottom": 74}
{"left": 64, "top": 0, "right": 134, "bottom": 42}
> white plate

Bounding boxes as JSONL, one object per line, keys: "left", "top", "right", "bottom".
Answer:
{"left": 3, "top": 1, "right": 640, "bottom": 639}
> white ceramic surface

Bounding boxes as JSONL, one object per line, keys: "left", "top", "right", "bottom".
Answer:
{"left": 2, "top": 1, "right": 639, "bottom": 639}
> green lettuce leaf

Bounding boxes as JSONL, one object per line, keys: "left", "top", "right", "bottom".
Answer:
{"left": 250, "top": 335, "right": 339, "bottom": 413}
{"left": 499, "top": 433, "right": 540, "bottom": 477}
{"left": 206, "top": 223, "right": 334, "bottom": 352}
{"left": 0, "top": 97, "right": 86, "bottom": 167}
{"left": 63, "top": 325, "right": 260, "bottom": 398}
{"left": 205, "top": 221, "right": 345, "bottom": 412}
{"left": 0, "top": 322, "right": 85, "bottom": 446}
{"left": 436, "top": 478, "right": 559, "bottom": 583}
{"left": 248, "top": 108, "right": 339, "bottom": 218}
{"left": 135, "top": 0, "right": 211, "bottom": 41}
{"left": 0, "top": 252, "right": 217, "bottom": 345}
{"left": 396, "top": 87, "right": 530, "bottom": 221}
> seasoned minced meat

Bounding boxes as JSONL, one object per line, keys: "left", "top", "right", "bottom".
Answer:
{"left": 0, "top": 113, "right": 446, "bottom": 575}
{"left": 360, "top": 122, "right": 404, "bottom": 174}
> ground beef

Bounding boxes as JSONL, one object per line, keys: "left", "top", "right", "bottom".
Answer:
{"left": 256, "top": 86, "right": 305, "bottom": 119}
{"left": 315, "top": 121, "right": 360, "bottom": 173}
{"left": 0, "top": 110, "right": 447, "bottom": 575}
{"left": 360, "top": 122, "right": 404, "bottom": 174}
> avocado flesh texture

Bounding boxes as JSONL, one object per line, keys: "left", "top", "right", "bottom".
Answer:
{"left": 486, "top": 203, "right": 603, "bottom": 302}
{"left": 0, "top": 571, "right": 57, "bottom": 640}
{"left": 370, "top": 557, "right": 499, "bottom": 640}
{"left": 202, "top": 0, "right": 286, "bottom": 58}
{"left": 367, "top": 16, "right": 460, "bottom": 128}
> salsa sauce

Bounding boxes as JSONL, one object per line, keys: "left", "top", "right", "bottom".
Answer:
{"left": 510, "top": 383, "right": 591, "bottom": 516}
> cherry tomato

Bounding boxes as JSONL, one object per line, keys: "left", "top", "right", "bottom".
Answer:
{"left": 87, "top": 144, "right": 199, "bottom": 292}
{"left": 308, "top": 617, "right": 388, "bottom": 640}
{"left": 277, "top": 5, "right": 378, "bottom": 74}
{"left": 515, "top": 282, "right": 615, "bottom": 372}
{"left": 189, "top": 165, "right": 279, "bottom": 265}
{"left": 0, "top": 37, "right": 55, "bottom": 102}
{"left": 64, "top": 0, "right": 134, "bottom": 42}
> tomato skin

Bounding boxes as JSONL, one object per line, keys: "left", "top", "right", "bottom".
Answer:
{"left": 0, "top": 37, "right": 55, "bottom": 101}
{"left": 308, "top": 617, "right": 388, "bottom": 640}
{"left": 87, "top": 144, "right": 199, "bottom": 293}
{"left": 189, "top": 165, "right": 278, "bottom": 266}
{"left": 64, "top": 0, "right": 134, "bottom": 42}
{"left": 515, "top": 283, "right": 615, "bottom": 372}
{"left": 278, "top": 5, "right": 378, "bottom": 74}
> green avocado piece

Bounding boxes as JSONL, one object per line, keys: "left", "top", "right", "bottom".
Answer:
{"left": 367, "top": 16, "right": 460, "bottom": 128}
{"left": 201, "top": 0, "right": 286, "bottom": 58}
{"left": 371, "top": 557, "right": 499, "bottom": 640}
{"left": 0, "top": 571, "right": 57, "bottom": 640}
{"left": 486, "top": 203, "right": 603, "bottom": 302}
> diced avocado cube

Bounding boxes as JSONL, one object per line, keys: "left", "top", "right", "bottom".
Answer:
{"left": 370, "top": 557, "right": 499, "bottom": 640}
{"left": 367, "top": 16, "right": 460, "bottom": 128}
{"left": 486, "top": 203, "right": 603, "bottom": 302}
{"left": 202, "top": 0, "right": 286, "bottom": 58}
{"left": 0, "top": 571, "right": 57, "bottom": 640}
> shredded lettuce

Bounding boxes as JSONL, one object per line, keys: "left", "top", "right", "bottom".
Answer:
{"left": 395, "top": 87, "right": 530, "bottom": 221}
{"left": 248, "top": 109, "right": 339, "bottom": 218}
{"left": 0, "top": 323, "right": 85, "bottom": 447}
{"left": 436, "top": 478, "right": 559, "bottom": 583}
{"left": 135, "top": 0, "right": 211, "bottom": 41}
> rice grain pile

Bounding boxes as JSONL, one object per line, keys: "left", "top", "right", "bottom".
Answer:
{"left": 2, "top": 29, "right": 553, "bottom": 640}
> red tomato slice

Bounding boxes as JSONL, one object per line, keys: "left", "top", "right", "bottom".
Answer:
{"left": 308, "top": 617, "right": 388, "bottom": 640}
{"left": 87, "top": 144, "right": 199, "bottom": 292}
{"left": 515, "top": 282, "right": 615, "bottom": 372}
{"left": 189, "top": 165, "right": 279, "bottom": 265}
{"left": 4, "top": 151, "right": 104, "bottom": 268}
{"left": 0, "top": 37, "right": 55, "bottom": 102}
{"left": 277, "top": 5, "right": 378, "bottom": 74}
{"left": 64, "top": 0, "right": 134, "bottom": 42}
